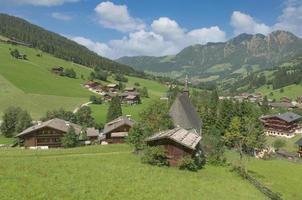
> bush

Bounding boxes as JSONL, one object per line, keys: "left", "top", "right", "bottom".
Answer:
{"left": 62, "top": 126, "right": 79, "bottom": 148}
{"left": 134, "top": 82, "right": 140, "bottom": 86}
{"left": 178, "top": 156, "right": 199, "bottom": 171}
{"left": 0, "top": 107, "right": 32, "bottom": 137}
{"left": 114, "top": 74, "right": 128, "bottom": 82}
{"left": 63, "top": 68, "right": 76, "bottom": 78}
{"left": 272, "top": 139, "right": 286, "bottom": 151}
{"left": 90, "top": 95, "right": 102, "bottom": 104}
{"left": 141, "top": 146, "right": 169, "bottom": 167}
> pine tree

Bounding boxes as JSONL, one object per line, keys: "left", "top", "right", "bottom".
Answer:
{"left": 106, "top": 96, "right": 122, "bottom": 122}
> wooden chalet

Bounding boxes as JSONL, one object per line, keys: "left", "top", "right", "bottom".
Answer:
{"left": 51, "top": 66, "right": 64, "bottom": 75}
{"left": 84, "top": 81, "right": 100, "bottom": 89}
{"left": 146, "top": 127, "right": 202, "bottom": 166}
{"left": 107, "top": 84, "right": 118, "bottom": 92}
{"left": 124, "top": 87, "right": 136, "bottom": 92}
{"left": 125, "top": 94, "right": 140, "bottom": 105}
{"left": 86, "top": 128, "right": 100, "bottom": 141}
{"left": 280, "top": 96, "right": 291, "bottom": 103}
{"left": 103, "top": 116, "right": 135, "bottom": 143}
{"left": 16, "top": 118, "right": 82, "bottom": 148}
{"left": 295, "top": 137, "right": 302, "bottom": 157}
{"left": 119, "top": 91, "right": 140, "bottom": 105}
{"left": 260, "top": 112, "right": 302, "bottom": 138}
{"left": 169, "top": 78, "right": 202, "bottom": 134}
{"left": 268, "top": 102, "right": 296, "bottom": 109}
{"left": 296, "top": 96, "right": 302, "bottom": 104}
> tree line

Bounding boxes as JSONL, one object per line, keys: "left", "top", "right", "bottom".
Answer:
{"left": 0, "top": 13, "right": 140, "bottom": 76}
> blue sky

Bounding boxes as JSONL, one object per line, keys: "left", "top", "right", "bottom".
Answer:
{"left": 1, "top": 0, "right": 301, "bottom": 59}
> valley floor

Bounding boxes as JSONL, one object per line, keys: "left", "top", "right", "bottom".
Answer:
{"left": 0, "top": 145, "right": 267, "bottom": 200}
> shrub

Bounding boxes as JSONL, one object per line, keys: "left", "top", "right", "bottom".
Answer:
{"left": 63, "top": 68, "right": 76, "bottom": 78}
{"left": 141, "top": 146, "right": 169, "bottom": 167}
{"left": 62, "top": 126, "right": 79, "bottom": 148}
{"left": 178, "top": 156, "right": 198, "bottom": 172}
{"left": 114, "top": 74, "right": 128, "bottom": 82}
{"left": 90, "top": 95, "right": 102, "bottom": 104}
{"left": 272, "top": 139, "right": 286, "bottom": 151}
{"left": 134, "top": 82, "right": 140, "bottom": 86}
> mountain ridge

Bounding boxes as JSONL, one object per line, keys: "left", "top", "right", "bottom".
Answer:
{"left": 117, "top": 31, "right": 302, "bottom": 76}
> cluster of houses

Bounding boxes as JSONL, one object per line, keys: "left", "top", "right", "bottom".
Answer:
{"left": 84, "top": 81, "right": 141, "bottom": 105}
{"left": 16, "top": 78, "right": 203, "bottom": 166}
{"left": 220, "top": 93, "right": 302, "bottom": 110}
{"left": 15, "top": 76, "right": 302, "bottom": 162}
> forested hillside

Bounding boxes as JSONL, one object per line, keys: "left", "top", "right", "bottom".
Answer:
{"left": 0, "top": 13, "right": 139, "bottom": 75}
{"left": 117, "top": 31, "right": 302, "bottom": 78}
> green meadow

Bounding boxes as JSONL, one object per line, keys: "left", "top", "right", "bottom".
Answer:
{"left": 256, "top": 84, "right": 302, "bottom": 100}
{"left": 0, "top": 145, "right": 267, "bottom": 200}
{"left": 0, "top": 42, "right": 168, "bottom": 122}
{"left": 227, "top": 151, "right": 302, "bottom": 200}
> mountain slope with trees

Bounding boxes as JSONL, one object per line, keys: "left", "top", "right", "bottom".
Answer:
{"left": 0, "top": 13, "right": 140, "bottom": 75}
{"left": 117, "top": 31, "right": 302, "bottom": 77}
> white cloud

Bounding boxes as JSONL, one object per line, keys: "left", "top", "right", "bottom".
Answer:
{"left": 94, "top": 1, "right": 145, "bottom": 32}
{"left": 71, "top": 16, "right": 226, "bottom": 59}
{"left": 187, "top": 26, "right": 226, "bottom": 44}
{"left": 151, "top": 17, "right": 185, "bottom": 41}
{"left": 273, "top": 0, "right": 302, "bottom": 37}
{"left": 3, "top": 0, "right": 80, "bottom": 6}
{"left": 51, "top": 12, "right": 72, "bottom": 21}
{"left": 71, "top": 36, "right": 116, "bottom": 59}
{"left": 231, "top": 11, "right": 271, "bottom": 35}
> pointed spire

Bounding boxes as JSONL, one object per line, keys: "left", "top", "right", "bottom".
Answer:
{"left": 183, "top": 75, "right": 189, "bottom": 96}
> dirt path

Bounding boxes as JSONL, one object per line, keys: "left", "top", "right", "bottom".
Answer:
{"left": 73, "top": 101, "right": 92, "bottom": 113}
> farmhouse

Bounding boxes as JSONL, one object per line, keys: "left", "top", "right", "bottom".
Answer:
{"left": 16, "top": 118, "right": 82, "bottom": 148}
{"left": 51, "top": 66, "right": 64, "bottom": 74}
{"left": 107, "top": 84, "right": 118, "bottom": 92}
{"left": 169, "top": 79, "right": 202, "bottom": 134}
{"left": 260, "top": 112, "right": 302, "bottom": 138}
{"left": 86, "top": 128, "right": 100, "bottom": 141}
{"left": 295, "top": 137, "right": 302, "bottom": 157}
{"left": 268, "top": 102, "right": 296, "bottom": 109}
{"left": 103, "top": 116, "right": 135, "bottom": 143}
{"left": 124, "top": 87, "right": 136, "bottom": 92}
{"left": 146, "top": 127, "right": 202, "bottom": 166}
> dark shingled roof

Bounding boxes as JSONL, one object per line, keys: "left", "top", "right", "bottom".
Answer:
{"left": 16, "top": 118, "right": 82, "bottom": 137}
{"left": 261, "top": 112, "right": 301, "bottom": 123}
{"left": 103, "top": 116, "right": 135, "bottom": 135}
{"left": 146, "top": 127, "right": 201, "bottom": 150}
{"left": 295, "top": 137, "right": 302, "bottom": 146}
{"left": 169, "top": 93, "right": 202, "bottom": 133}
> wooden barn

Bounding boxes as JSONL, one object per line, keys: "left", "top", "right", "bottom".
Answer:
{"left": 260, "top": 112, "right": 302, "bottom": 138}
{"left": 295, "top": 137, "right": 302, "bottom": 157}
{"left": 145, "top": 127, "right": 201, "bottom": 166}
{"left": 103, "top": 116, "right": 135, "bottom": 143}
{"left": 16, "top": 118, "right": 82, "bottom": 148}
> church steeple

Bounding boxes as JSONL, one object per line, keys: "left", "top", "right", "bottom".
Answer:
{"left": 183, "top": 75, "right": 189, "bottom": 96}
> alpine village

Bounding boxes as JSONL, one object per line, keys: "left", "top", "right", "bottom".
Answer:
{"left": 1, "top": 1, "right": 302, "bottom": 199}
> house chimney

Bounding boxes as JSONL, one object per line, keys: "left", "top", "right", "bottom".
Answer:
{"left": 183, "top": 75, "right": 189, "bottom": 96}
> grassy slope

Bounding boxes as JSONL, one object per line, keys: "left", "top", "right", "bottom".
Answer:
{"left": 0, "top": 145, "right": 266, "bottom": 200}
{"left": 0, "top": 42, "right": 168, "bottom": 122}
{"left": 227, "top": 151, "right": 302, "bottom": 200}
{"left": 256, "top": 84, "right": 302, "bottom": 100}
{"left": 266, "top": 135, "right": 300, "bottom": 153}
{"left": 0, "top": 135, "right": 15, "bottom": 144}
{"left": 0, "top": 42, "right": 92, "bottom": 119}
